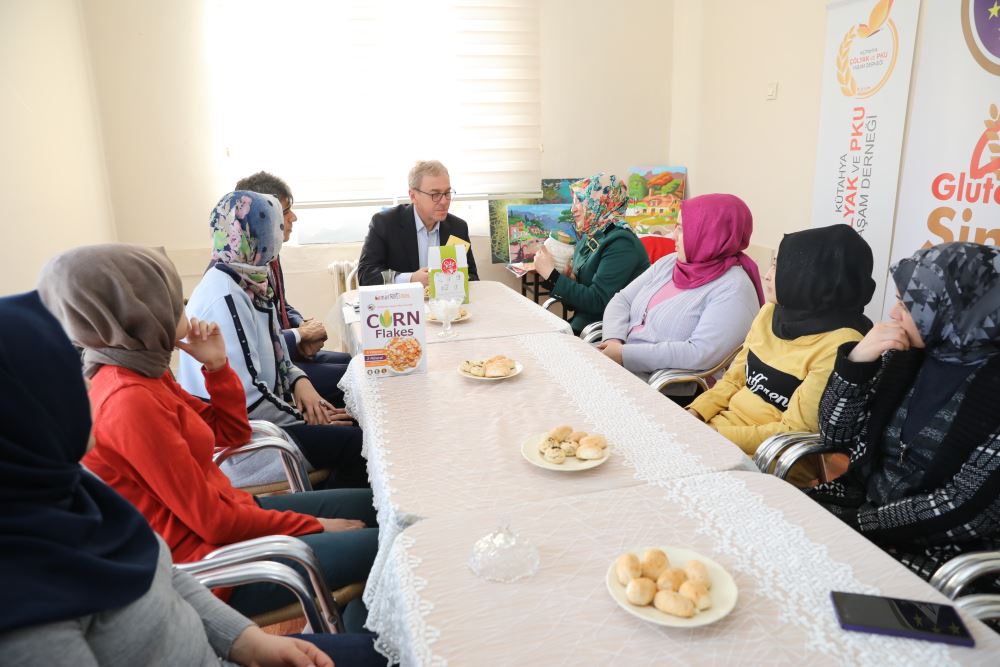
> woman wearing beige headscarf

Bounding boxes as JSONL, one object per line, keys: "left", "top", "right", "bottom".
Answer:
{"left": 38, "top": 244, "right": 378, "bottom": 631}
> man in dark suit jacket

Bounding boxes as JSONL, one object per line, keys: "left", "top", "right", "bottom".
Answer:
{"left": 357, "top": 160, "right": 479, "bottom": 286}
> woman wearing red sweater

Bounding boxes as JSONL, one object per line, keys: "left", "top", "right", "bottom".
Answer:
{"left": 38, "top": 244, "right": 377, "bottom": 632}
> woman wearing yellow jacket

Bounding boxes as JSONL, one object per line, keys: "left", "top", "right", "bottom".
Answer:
{"left": 687, "top": 225, "right": 876, "bottom": 486}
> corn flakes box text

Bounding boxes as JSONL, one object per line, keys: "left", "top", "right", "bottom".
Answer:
{"left": 358, "top": 283, "right": 427, "bottom": 377}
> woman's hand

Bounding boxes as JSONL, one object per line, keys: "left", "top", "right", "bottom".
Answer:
{"left": 317, "top": 517, "right": 366, "bottom": 533}
{"left": 686, "top": 408, "right": 704, "bottom": 422}
{"left": 597, "top": 339, "right": 625, "bottom": 365}
{"left": 293, "top": 380, "right": 333, "bottom": 425}
{"left": 323, "top": 406, "right": 355, "bottom": 424}
{"left": 533, "top": 246, "right": 555, "bottom": 279}
{"left": 847, "top": 321, "right": 911, "bottom": 363}
{"left": 175, "top": 318, "right": 228, "bottom": 372}
{"left": 229, "top": 626, "right": 332, "bottom": 667}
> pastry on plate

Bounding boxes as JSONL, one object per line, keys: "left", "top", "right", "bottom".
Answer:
{"left": 656, "top": 567, "right": 687, "bottom": 592}
{"left": 547, "top": 424, "right": 573, "bottom": 441}
{"left": 579, "top": 434, "right": 607, "bottom": 450}
{"left": 576, "top": 443, "right": 604, "bottom": 460}
{"left": 678, "top": 580, "right": 712, "bottom": 611}
{"left": 625, "top": 577, "right": 657, "bottom": 606}
{"left": 484, "top": 356, "right": 516, "bottom": 378}
{"left": 543, "top": 447, "right": 566, "bottom": 464}
{"left": 653, "top": 590, "right": 695, "bottom": 618}
{"left": 685, "top": 560, "right": 711, "bottom": 588}
{"left": 615, "top": 553, "right": 641, "bottom": 585}
{"left": 559, "top": 440, "right": 578, "bottom": 457}
{"left": 640, "top": 549, "right": 669, "bottom": 580}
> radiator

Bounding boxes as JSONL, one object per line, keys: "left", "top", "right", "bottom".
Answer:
{"left": 327, "top": 259, "right": 359, "bottom": 297}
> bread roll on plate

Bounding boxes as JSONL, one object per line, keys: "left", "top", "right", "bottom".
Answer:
{"left": 678, "top": 580, "right": 712, "bottom": 611}
{"left": 653, "top": 590, "right": 696, "bottom": 618}
{"left": 656, "top": 567, "right": 687, "bottom": 592}
{"left": 685, "top": 560, "right": 711, "bottom": 588}
{"left": 625, "top": 577, "right": 657, "bottom": 606}
{"left": 615, "top": 553, "right": 641, "bottom": 585}
{"left": 576, "top": 443, "right": 605, "bottom": 460}
{"left": 579, "top": 434, "right": 607, "bottom": 449}
{"left": 547, "top": 425, "right": 573, "bottom": 441}
{"left": 640, "top": 549, "right": 669, "bottom": 580}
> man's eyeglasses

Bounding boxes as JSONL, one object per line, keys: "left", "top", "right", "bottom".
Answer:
{"left": 413, "top": 189, "right": 456, "bottom": 203}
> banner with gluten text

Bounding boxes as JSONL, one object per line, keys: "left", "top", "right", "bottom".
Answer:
{"left": 883, "top": 0, "right": 1000, "bottom": 313}
{"left": 811, "top": 0, "right": 921, "bottom": 318}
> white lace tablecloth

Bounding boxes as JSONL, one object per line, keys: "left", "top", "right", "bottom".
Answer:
{"left": 339, "top": 281, "right": 572, "bottom": 355}
{"left": 367, "top": 472, "right": 1000, "bottom": 666}
{"left": 342, "top": 331, "right": 755, "bottom": 630}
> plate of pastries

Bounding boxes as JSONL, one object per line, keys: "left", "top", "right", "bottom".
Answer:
{"left": 521, "top": 424, "right": 610, "bottom": 471}
{"left": 606, "top": 546, "right": 737, "bottom": 627}
{"left": 427, "top": 306, "right": 470, "bottom": 323}
{"left": 458, "top": 355, "right": 522, "bottom": 380}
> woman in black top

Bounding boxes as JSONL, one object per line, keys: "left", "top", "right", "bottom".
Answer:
{"left": 808, "top": 242, "right": 1000, "bottom": 580}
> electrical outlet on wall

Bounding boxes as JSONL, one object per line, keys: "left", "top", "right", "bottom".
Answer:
{"left": 766, "top": 82, "right": 779, "bottom": 101}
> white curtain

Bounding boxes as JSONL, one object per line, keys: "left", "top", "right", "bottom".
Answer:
{"left": 206, "top": 0, "right": 541, "bottom": 204}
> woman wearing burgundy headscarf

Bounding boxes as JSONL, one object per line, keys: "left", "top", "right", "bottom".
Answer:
{"left": 597, "top": 194, "right": 764, "bottom": 383}
{"left": 687, "top": 224, "right": 876, "bottom": 487}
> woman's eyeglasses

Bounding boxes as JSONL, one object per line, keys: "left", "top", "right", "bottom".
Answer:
{"left": 414, "top": 189, "right": 456, "bottom": 203}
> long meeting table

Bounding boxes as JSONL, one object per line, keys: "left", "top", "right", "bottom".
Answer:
{"left": 334, "top": 281, "right": 1000, "bottom": 665}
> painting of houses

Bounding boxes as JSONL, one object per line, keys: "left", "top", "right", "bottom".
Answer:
{"left": 507, "top": 203, "right": 575, "bottom": 263}
{"left": 488, "top": 198, "right": 537, "bottom": 263}
{"left": 625, "top": 166, "right": 687, "bottom": 234}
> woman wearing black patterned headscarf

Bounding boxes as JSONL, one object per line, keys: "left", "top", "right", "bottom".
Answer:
{"left": 808, "top": 242, "right": 1000, "bottom": 581}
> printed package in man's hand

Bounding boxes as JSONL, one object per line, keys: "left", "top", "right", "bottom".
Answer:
{"left": 358, "top": 283, "right": 426, "bottom": 377}
{"left": 428, "top": 244, "right": 470, "bottom": 304}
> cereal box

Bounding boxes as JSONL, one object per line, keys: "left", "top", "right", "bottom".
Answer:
{"left": 358, "top": 283, "right": 427, "bottom": 377}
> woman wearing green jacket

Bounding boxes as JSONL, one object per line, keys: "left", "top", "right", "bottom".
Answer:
{"left": 534, "top": 173, "right": 650, "bottom": 334}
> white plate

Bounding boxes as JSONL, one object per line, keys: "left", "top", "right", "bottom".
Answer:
{"left": 606, "top": 546, "right": 738, "bottom": 628}
{"left": 520, "top": 433, "right": 610, "bottom": 471}
{"left": 427, "top": 308, "right": 471, "bottom": 323}
{"left": 457, "top": 360, "right": 523, "bottom": 381}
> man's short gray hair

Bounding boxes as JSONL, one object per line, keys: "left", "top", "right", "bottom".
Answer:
{"left": 408, "top": 160, "right": 450, "bottom": 191}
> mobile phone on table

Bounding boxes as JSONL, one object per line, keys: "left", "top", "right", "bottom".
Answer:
{"left": 830, "top": 591, "right": 975, "bottom": 647}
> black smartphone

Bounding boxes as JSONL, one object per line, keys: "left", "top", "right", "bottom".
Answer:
{"left": 831, "top": 591, "right": 975, "bottom": 647}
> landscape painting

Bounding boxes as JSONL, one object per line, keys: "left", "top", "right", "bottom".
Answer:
{"left": 625, "top": 166, "right": 687, "bottom": 235}
{"left": 507, "top": 203, "right": 575, "bottom": 263}
{"left": 540, "top": 177, "right": 581, "bottom": 204}
{"left": 488, "top": 198, "right": 536, "bottom": 263}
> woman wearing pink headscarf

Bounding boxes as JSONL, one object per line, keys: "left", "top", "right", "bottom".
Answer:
{"left": 598, "top": 193, "right": 764, "bottom": 383}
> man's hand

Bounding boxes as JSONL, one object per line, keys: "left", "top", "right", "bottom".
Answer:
{"left": 293, "top": 380, "right": 334, "bottom": 425}
{"left": 411, "top": 267, "right": 430, "bottom": 286}
{"left": 597, "top": 339, "right": 625, "bottom": 365}
{"left": 175, "top": 318, "right": 228, "bottom": 372}
{"left": 297, "top": 338, "right": 325, "bottom": 360}
{"left": 847, "top": 321, "right": 911, "bottom": 363}
{"left": 533, "top": 246, "right": 555, "bottom": 279}
{"left": 297, "top": 319, "right": 327, "bottom": 343}
{"left": 229, "top": 625, "right": 333, "bottom": 667}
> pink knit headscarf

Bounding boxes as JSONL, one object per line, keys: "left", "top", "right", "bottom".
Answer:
{"left": 673, "top": 194, "right": 765, "bottom": 305}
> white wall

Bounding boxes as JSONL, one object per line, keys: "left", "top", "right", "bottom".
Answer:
{"left": 0, "top": 0, "right": 116, "bottom": 295}
{"left": 540, "top": 0, "right": 673, "bottom": 179}
{"left": 670, "top": 0, "right": 827, "bottom": 252}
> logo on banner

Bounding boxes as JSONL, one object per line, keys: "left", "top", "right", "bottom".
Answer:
{"left": 837, "top": 0, "right": 899, "bottom": 98}
{"left": 963, "top": 0, "right": 1000, "bottom": 76}
{"left": 926, "top": 104, "right": 1000, "bottom": 247}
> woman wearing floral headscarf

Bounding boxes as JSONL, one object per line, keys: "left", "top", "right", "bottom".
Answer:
{"left": 808, "top": 242, "right": 1000, "bottom": 581}
{"left": 533, "top": 173, "right": 650, "bottom": 334}
{"left": 178, "top": 191, "right": 367, "bottom": 489}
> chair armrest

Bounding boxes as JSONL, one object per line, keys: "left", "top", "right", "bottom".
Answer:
{"left": 213, "top": 436, "right": 313, "bottom": 493}
{"left": 930, "top": 552, "right": 1000, "bottom": 599}
{"left": 955, "top": 594, "right": 1000, "bottom": 621}
{"left": 195, "top": 534, "right": 345, "bottom": 633}
{"left": 249, "top": 420, "right": 291, "bottom": 441}
{"left": 752, "top": 432, "right": 819, "bottom": 474}
{"left": 772, "top": 436, "right": 836, "bottom": 481}
{"left": 183, "top": 560, "right": 331, "bottom": 633}
{"left": 647, "top": 369, "right": 711, "bottom": 394}
{"left": 580, "top": 321, "right": 603, "bottom": 344}
{"left": 541, "top": 296, "right": 560, "bottom": 311}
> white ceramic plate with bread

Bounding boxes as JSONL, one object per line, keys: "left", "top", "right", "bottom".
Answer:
{"left": 606, "top": 546, "right": 737, "bottom": 628}
{"left": 457, "top": 358, "right": 522, "bottom": 380}
{"left": 520, "top": 433, "right": 610, "bottom": 471}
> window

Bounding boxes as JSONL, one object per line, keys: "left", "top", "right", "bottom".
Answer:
{"left": 206, "top": 0, "right": 541, "bottom": 242}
